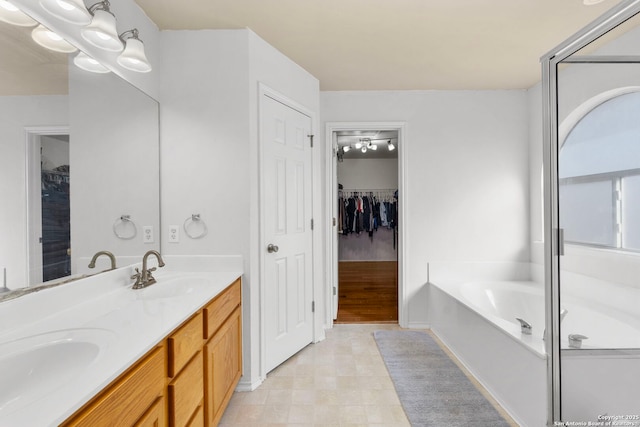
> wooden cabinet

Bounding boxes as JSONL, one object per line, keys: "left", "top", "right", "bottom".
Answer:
{"left": 205, "top": 306, "right": 242, "bottom": 426}
{"left": 168, "top": 351, "right": 204, "bottom": 426}
{"left": 62, "top": 277, "right": 242, "bottom": 427}
{"left": 63, "top": 346, "right": 166, "bottom": 427}
{"left": 135, "top": 396, "right": 166, "bottom": 427}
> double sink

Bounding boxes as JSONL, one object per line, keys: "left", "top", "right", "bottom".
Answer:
{"left": 0, "top": 261, "right": 241, "bottom": 426}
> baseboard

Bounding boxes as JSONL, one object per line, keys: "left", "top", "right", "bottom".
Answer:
{"left": 235, "top": 376, "right": 263, "bottom": 392}
{"left": 407, "top": 321, "right": 430, "bottom": 329}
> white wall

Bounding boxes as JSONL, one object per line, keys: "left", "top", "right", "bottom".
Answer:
{"left": 159, "top": 29, "right": 319, "bottom": 389}
{"left": 338, "top": 158, "right": 398, "bottom": 190}
{"left": 0, "top": 95, "right": 68, "bottom": 289}
{"left": 322, "top": 90, "right": 530, "bottom": 326}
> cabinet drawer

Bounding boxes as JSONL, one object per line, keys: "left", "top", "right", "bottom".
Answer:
{"left": 64, "top": 346, "right": 165, "bottom": 427}
{"left": 204, "top": 279, "right": 241, "bottom": 339}
{"left": 168, "top": 311, "right": 203, "bottom": 378}
{"left": 169, "top": 351, "right": 204, "bottom": 427}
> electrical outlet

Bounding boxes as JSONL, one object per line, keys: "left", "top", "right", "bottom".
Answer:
{"left": 169, "top": 225, "right": 179, "bottom": 243}
{"left": 143, "top": 226, "right": 154, "bottom": 243}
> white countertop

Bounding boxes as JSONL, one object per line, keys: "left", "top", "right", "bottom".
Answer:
{"left": 0, "top": 255, "right": 242, "bottom": 427}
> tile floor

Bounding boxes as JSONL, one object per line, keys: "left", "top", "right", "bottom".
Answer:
{"left": 219, "top": 324, "right": 517, "bottom": 426}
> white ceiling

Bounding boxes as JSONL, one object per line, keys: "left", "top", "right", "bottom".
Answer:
{"left": 0, "top": 21, "right": 68, "bottom": 95}
{"left": 135, "top": 0, "right": 622, "bottom": 91}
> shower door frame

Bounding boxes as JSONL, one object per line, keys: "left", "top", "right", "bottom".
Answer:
{"left": 541, "top": 0, "right": 640, "bottom": 424}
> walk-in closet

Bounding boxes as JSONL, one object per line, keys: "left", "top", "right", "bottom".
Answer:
{"left": 335, "top": 130, "right": 399, "bottom": 323}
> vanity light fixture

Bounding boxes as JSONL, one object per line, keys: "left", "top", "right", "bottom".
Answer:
{"left": 354, "top": 141, "right": 362, "bottom": 149}
{"left": 117, "top": 29, "right": 151, "bottom": 72}
{"left": 0, "top": 0, "right": 37, "bottom": 26}
{"left": 81, "top": 0, "right": 122, "bottom": 52}
{"left": 32, "top": 24, "right": 78, "bottom": 53}
{"left": 342, "top": 145, "right": 350, "bottom": 152}
{"left": 74, "top": 51, "right": 110, "bottom": 73}
{"left": 387, "top": 140, "right": 396, "bottom": 151}
{"left": 40, "top": 0, "right": 92, "bottom": 25}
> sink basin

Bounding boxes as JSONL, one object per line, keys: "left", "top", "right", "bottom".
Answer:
{"left": 134, "top": 275, "right": 210, "bottom": 300}
{"left": 0, "top": 328, "right": 115, "bottom": 415}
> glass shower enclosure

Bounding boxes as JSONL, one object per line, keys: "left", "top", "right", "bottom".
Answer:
{"left": 542, "top": 1, "right": 640, "bottom": 424}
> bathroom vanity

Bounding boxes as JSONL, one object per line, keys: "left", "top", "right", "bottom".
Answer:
{"left": 0, "top": 257, "right": 243, "bottom": 427}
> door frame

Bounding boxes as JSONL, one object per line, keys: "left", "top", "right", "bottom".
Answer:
{"left": 257, "top": 83, "right": 320, "bottom": 380}
{"left": 25, "top": 125, "right": 70, "bottom": 286}
{"left": 324, "top": 121, "right": 407, "bottom": 327}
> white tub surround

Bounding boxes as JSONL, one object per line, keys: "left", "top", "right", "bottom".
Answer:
{"left": 0, "top": 255, "right": 242, "bottom": 427}
{"left": 427, "top": 262, "right": 547, "bottom": 427}
{"left": 427, "top": 261, "right": 640, "bottom": 426}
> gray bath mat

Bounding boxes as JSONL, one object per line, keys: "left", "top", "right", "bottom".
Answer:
{"left": 373, "top": 330, "right": 511, "bottom": 427}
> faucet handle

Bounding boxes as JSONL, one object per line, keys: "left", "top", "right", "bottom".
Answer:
{"left": 130, "top": 267, "right": 141, "bottom": 280}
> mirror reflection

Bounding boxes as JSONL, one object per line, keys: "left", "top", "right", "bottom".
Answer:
{"left": 0, "top": 17, "right": 159, "bottom": 291}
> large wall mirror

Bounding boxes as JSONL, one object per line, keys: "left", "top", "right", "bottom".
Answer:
{"left": 0, "top": 15, "right": 159, "bottom": 290}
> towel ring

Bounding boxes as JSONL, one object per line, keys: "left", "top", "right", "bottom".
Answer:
{"left": 113, "top": 215, "right": 137, "bottom": 240}
{"left": 184, "top": 214, "right": 208, "bottom": 239}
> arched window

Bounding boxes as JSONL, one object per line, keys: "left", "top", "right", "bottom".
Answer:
{"left": 560, "top": 91, "right": 640, "bottom": 251}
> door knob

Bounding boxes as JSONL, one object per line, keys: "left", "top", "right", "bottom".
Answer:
{"left": 267, "top": 243, "right": 279, "bottom": 253}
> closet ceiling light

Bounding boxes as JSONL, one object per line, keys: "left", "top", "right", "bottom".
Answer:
{"left": 40, "top": 0, "right": 92, "bottom": 25}
{"left": 117, "top": 29, "right": 151, "bottom": 72}
{"left": 81, "top": 5, "right": 122, "bottom": 51}
{"left": 387, "top": 140, "right": 396, "bottom": 151}
{"left": 0, "top": 0, "right": 37, "bottom": 26}
{"left": 74, "top": 51, "right": 111, "bottom": 73}
{"left": 32, "top": 24, "right": 78, "bottom": 53}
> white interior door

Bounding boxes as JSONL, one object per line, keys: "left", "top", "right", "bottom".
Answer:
{"left": 261, "top": 94, "right": 314, "bottom": 373}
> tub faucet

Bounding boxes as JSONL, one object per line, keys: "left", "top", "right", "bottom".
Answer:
{"left": 88, "top": 251, "right": 116, "bottom": 270}
{"left": 132, "top": 250, "right": 165, "bottom": 289}
{"left": 568, "top": 334, "right": 588, "bottom": 349}
{"left": 516, "top": 318, "right": 532, "bottom": 335}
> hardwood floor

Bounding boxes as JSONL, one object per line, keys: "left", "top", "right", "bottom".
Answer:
{"left": 335, "top": 261, "right": 398, "bottom": 323}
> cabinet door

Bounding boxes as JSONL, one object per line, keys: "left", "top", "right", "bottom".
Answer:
{"left": 205, "top": 306, "right": 242, "bottom": 426}
{"left": 168, "top": 351, "right": 204, "bottom": 427}
{"left": 134, "top": 396, "right": 166, "bottom": 427}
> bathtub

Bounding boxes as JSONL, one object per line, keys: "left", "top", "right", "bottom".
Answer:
{"left": 458, "top": 280, "right": 640, "bottom": 350}
{"left": 427, "top": 268, "right": 640, "bottom": 427}
{"left": 427, "top": 278, "right": 547, "bottom": 427}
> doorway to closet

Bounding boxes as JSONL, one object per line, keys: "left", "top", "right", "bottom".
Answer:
{"left": 334, "top": 130, "right": 399, "bottom": 323}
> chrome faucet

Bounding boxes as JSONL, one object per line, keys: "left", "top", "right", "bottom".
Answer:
{"left": 88, "top": 250, "right": 117, "bottom": 270}
{"left": 131, "top": 250, "right": 165, "bottom": 289}
{"left": 568, "top": 334, "right": 588, "bottom": 349}
{"left": 516, "top": 318, "right": 532, "bottom": 335}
